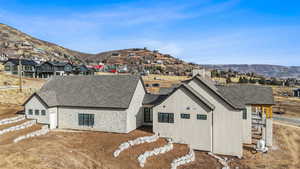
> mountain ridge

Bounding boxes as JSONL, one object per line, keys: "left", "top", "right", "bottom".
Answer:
{"left": 201, "top": 64, "right": 300, "bottom": 79}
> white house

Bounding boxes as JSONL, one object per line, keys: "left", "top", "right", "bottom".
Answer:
{"left": 23, "top": 75, "right": 146, "bottom": 133}
{"left": 23, "top": 74, "right": 274, "bottom": 157}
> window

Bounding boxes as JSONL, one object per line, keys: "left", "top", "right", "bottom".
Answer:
{"left": 78, "top": 114, "right": 94, "bottom": 127}
{"left": 41, "top": 110, "right": 46, "bottom": 116}
{"left": 180, "top": 113, "right": 190, "bottom": 119}
{"left": 158, "top": 113, "right": 174, "bottom": 123}
{"left": 144, "top": 108, "right": 152, "bottom": 123}
{"left": 35, "top": 110, "right": 40, "bottom": 115}
{"left": 28, "top": 109, "right": 33, "bottom": 115}
{"left": 197, "top": 114, "right": 207, "bottom": 120}
{"left": 242, "top": 109, "right": 247, "bottom": 120}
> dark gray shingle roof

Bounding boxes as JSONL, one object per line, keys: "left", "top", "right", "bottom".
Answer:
{"left": 217, "top": 85, "right": 275, "bottom": 106}
{"left": 35, "top": 75, "right": 141, "bottom": 109}
{"left": 5, "top": 58, "right": 38, "bottom": 66}
{"left": 143, "top": 94, "right": 168, "bottom": 105}
{"left": 190, "top": 75, "right": 243, "bottom": 109}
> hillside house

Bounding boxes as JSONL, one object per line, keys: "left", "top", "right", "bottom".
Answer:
{"left": 293, "top": 88, "right": 300, "bottom": 97}
{"left": 23, "top": 75, "right": 274, "bottom": 157}
{"left": 72, "top": 65, "right": 95, "bottom": 75}
{"left": 4, "top": 58, "right": 37, "bottom": 77}
{"left": 36, "top": 61, "right": 73, "bottom": 78}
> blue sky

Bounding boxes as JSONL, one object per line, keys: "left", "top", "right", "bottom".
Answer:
{"left": 0, "top": 0, "right": 299, "bottom": 65}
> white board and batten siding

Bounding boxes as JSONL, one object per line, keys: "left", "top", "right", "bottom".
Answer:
{"left": 242, "top": 105, "right": 252, "bottom": 144}
{"left": 125, "top": 80, "right": 146, "bottom": 133}
{"left": 188, "top": 79, "right": 243, "bottom": 157}
{"left": 25, "top": 95, "right": 49, "bottom": 124}
{"left": 153, "top": 87, "right": 213, "bottom": 151}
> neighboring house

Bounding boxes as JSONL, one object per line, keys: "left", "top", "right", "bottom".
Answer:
{"left": 23, "top": 75, "right": 146, "bottom": 133}
{"left": 293, "top": 88, "right": 300, "bottom": 97}
{"left": 73, "top": 65, "right": 95, "bottom": 75}
{"left": 36, "top": 61, "right": 73, "bottom": 78}
{"left": 4, "top": 58, "right": 38, "bottom": 77}
{"left": 23, "top": 74, "right": 274, "bottom": 157}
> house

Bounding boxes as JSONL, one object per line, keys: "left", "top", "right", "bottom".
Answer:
{"left": 3, "top": 58, "right": 38, "bottom": 77}
{"left": 72, "top": 65, "right": 95, "bottom": 75}
{"left": 293, "top": 88, "right": 300, "bottom": 97}
{"left": 23, "top": 75, "right": 146, "bottom": 133}
{"left": 144, "top": 75, "right": 274, "bottom": 157}
{"left": 23, "top": 74, "right": 274, "bottom": 157}
{"left": 35, "top": 61, "right": 73, "bottom": 78}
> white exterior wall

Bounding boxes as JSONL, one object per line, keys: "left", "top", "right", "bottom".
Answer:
{"left": 153, "top": 87, "right": 213, "bottom": 151}
{"left": 188, "top": 80, "right": 243, "bottom": 157}
{"left": 242, "top": 105, "right": 252, "bottom": 144}
{"left": 125, "top": 80, "right": 146, "bottom": 133}
{"left": 25, "top": 95, "right": 49, "bottom": 124}
{"left": 266, "top": 118, "right": 273, "bottom": 146}
{"left": 57, "top": 107, "right": 128, "bottom": 133}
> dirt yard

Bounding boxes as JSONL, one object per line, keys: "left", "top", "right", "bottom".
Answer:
{"left": 0, "top": 128, "right": 222, "bottom": 169}
{"left": 0, "top": 106, "right": 298, "bottom": 169}
{"left": 231, "top": 122, "right": 300, "bottom": 169}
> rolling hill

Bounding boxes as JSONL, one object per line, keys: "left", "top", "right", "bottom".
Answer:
{"left": 202, "top": 64, "right": 300, "bottom": 79}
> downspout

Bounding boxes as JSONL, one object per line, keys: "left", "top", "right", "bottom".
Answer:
{"left": 211, "top": 110, "right": 214, "bottom": 153}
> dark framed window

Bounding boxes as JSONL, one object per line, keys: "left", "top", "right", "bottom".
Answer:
{"left": 197, "top": 114, "right": 207, "bottom": 120}
{"left": 41, "top": 110, "right": 46, "bottom": 116}
{"left": 28, "top": 109, "right": 33, "bottom": 115}
{"left": 35, "top": 110, "right": 40, "bottom": 115}
{"left": 242, "top": 109, "right": 247, "bottom": 120}
{"left": 180, "top": 113, "right": 190, "bottom": 119}
{"left": 158, "top": 113, "right": 174, "bottom": 123}
{"left": 78, "top": 114, "right": 94, "bottom": 127}
{"left": 144, "top": 108, "right": 152, "bottom": 123}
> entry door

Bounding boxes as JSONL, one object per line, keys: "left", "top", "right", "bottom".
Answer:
{"left": 49, "top": 110, "right": 58, "bottom": 129}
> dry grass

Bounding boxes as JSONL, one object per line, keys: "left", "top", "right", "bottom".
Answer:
{"left": 0, "top": 72, "right": 45, "bottom": 105}
{"left": 230, "top": 123, "right": 300, "bottom": 169}
{"left": 142, "top": 74, "right": 189, "bottom": 94}
{"left": 274, "top": 96, "right": 300, "bottom": 118}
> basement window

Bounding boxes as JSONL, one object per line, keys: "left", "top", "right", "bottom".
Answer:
{"left": 41, "top": 110, "right": 46, "bottom": 116}
{"left": 242, "top": 109, "right": 247, "bottom": 120}
{"left": 35, "top": 110, "right": 40, "bottom": 116}
{"left": 180, "top": 113, "right": 190, "bottom": 119}
{"left": 78, "top": 114, "right": 95, "bottom": 127}
{"left": 197, "top": 114, "right": 207, "bottom": 120}
{"left": 158, "top": 112, "right": 174, "bottom": 123}
{"left": 28, "top": 109, "right": 33, "bottom": 115}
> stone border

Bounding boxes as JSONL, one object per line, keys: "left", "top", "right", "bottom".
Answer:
{"left": 13, "top": 125, "right": 49, "bottom": 143}
{"left": 137, "top": 139, "right": 173, "bottom": 168}
{"left": 0, "top": 115, "right": 25, "bottom": 125}
{"left": 0, "top": 120, "right": 36, "bottom": 136}
{"left": 113, "top": 134, "right": 159, "bottom": 157}
{"left": 208, "top": 152, "right": 230, "bottom": 169}
{"left": 171, "top": 147, "right": 195, "bottom": 169}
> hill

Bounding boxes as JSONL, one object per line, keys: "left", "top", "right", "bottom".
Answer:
{"left": 202, "top": 64, "right": 300, "bottom": 79}
{"left": 0, "top": 23, "right": 91, "bottom": 63}
{"left": 0, "top": 23, "right": 198, "bottom": 75}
